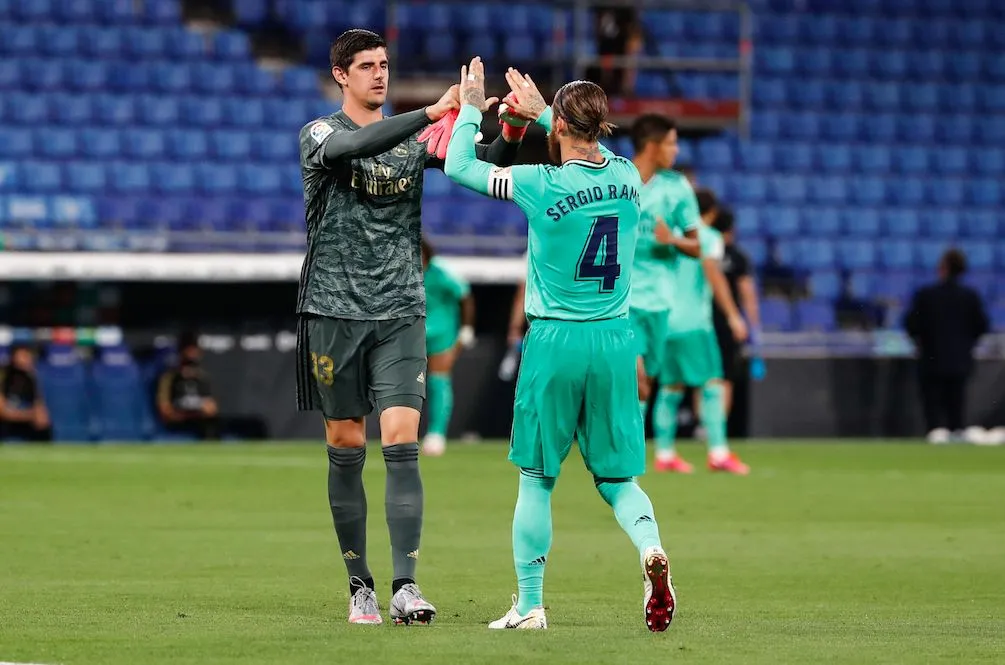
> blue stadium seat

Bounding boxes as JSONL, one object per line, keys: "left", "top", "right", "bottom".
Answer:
{"left": 904, "top": 85, "right": 938, "bottom": 113}
{"left": 873, "top": 270, "right": 916, "bottom": 302}
{"left": 210, "top": 130, "right": 252, "bottom": 161}
{"left": 794, "top": 239, "right": 835, "bottom": 270}
{"left": 253, "top": 132, "right": 297, "bottom": 160}
{"left": 52, "top": 195, "right": 96, "bottom": 227}
{"left": 134, "top": 196, "right": 183, "bottom": 229}
{"left": 977, "top": 116, "right": 1005, "bottom": 143}
{"left": 781, "top": 113, "right": 819, "bottom": 141}
{"left": 213, "top": 29, "right": 251, "bottom": 60}
{"left": 95, "top": 94, "right": 135, "bottom": 124}
{"left": 877, "top": 240, "right": 915, "bottom": 270}
{"left": 939, "top": 84, "right": 976, "bottom": 113}
{"left": 194, "top": 163, "right": 238, "bottom": 194}
{"left": 124, "top": 27, "right": 167, "bottom": 59}
{"left": 836, "top": 239, "right": 876, "bottom": 269}
{"left": 22, "top": 58, "right": 65, "bottom": 91}
{"left": 993, "top": 305, "right": 1005, "bottom": 332}
{"left": 770, "top": 175, "right": 809, "bottom": 205}
{"left": 846, "top": 271, "right": 876, "bottom": 300}
{"left": 759, "top": 48, "right": 795, "bottom": 76}
{"left": 222, "top": 97, "right": 264, "bottom": 127}
{"left": 36, "top": 127, "right": 77, "bottom": 158}
{"left": 960, "top": 241, "right": 993, "bottom": 270}
{"left": 37, "top": 25, "right": 80, "bottom": 57}
{"left": 21, "top": 161, "right": 62, "bottom": 192}
{"left": 733, "top": 176, "right": 767, "bottom": 204}
{"left": 817, "top": 144, "right": 851, "bottom": 173}
{"left": 764, "top": 207, "right": 800, "bottom": 236}
{"left": 795, "top": 300, "right": 837, "bottom": 331}
{"left": 760, "top": 298, "right": 794, "bottom": 332}
{"left": 776, "top": 142, "right": 813, "bottom": 172}
{"left": 872, "top": 50, "right": 907, "bottom": 79}
{"left": 883, "top": 210, "right": 921, "bottom": 237}
{"left": 934, "top": 147, "right": 968, "bottom": 176}
{"left": 122, "top": 128, "right": 165, "bottom": 158}
{"left": 167, "top": 129, "right": 208, "bottom": 160}
{"left": 181, "top": 97, "right": 224, "bottom": 126}
{"left": 143, "top": 0, "right": 181, "bottom": 24}
{"left": 965, "top": 271, "right": 997, "bottom": 304}
{"left": 843, "top": 208, "right": 881, "bottom": 236}
{"left": 973, "top": 149, "right": 1005, "bottom": 175}
{"left": 267, "top": 198, "right": 305, "bottom": 232}
{"left": 857, "top": 146, "right": 891, "bottom": 174}
{"left": 91, "top": 346, "right": 147, "bottom": 441}
{"left": 634, "top": 73, "right": 669, "bottom": 97}
{"left": 99, "top": 196, "right": 142, "bottom": 227}
{"left": 946, "top": 51, "right": 982, "bottom": 80}
{"left": 79, "top": 26, "right": 122, "bottom": 58}
{"left": 12, "top": 0, "right": 54, "bottom": 21}
{"left": 930, "top": 180, "right": 965, "bottom": 207}
{"left": 0, "top": 161, "right": 17, "bottom": 192}
{"left": 238, "top": 164, "right": 282, "bottom": 195}
{"left": 861, "top": 114, "right": 897, "bottom": 142}
{"left": 50, "top": 93, "right": 92, "bottom": 124}
{"left": 809, "top": 176, "right": 846, "bottom": 205}
{"left": 797, "top": 48, "right": 833, "bottom": 77}
{"left": 921, "top": 209, "right": 961, "bottom": 238}
{"left": 97, "top": 0, "right": 138, "bottom": 23}
{"left": 152, "top": 62, "right": 193, "bottom": 93}
{"left": 38, "top": 344, "right": 93, "bottom": 442}
{"left": 193, "top": 63, "right": 236, "bottom": 94}
{"left": 835, "top": 16, "right": 876, "bottom": 46}
{"left": 737, "top": 143, "right": 773, "bottom": 171}
{"left": 65, "top": 162, "right": 107, "bottom": 193}
{"left": 109, "top": 161, "right": 151, "bottom": 192}
{"left": 889, "top": 178, "right": 925, "bottom": 207}
{"left": 504, "top": 35, "right": 536, "bottom": 62}
{"left": 5, "top": 195, "right": 50, "bottom": 225}
{"left": 0, "top": 128, "right": 32, "bottom": 157}
{"left": 160, "top": 27, "right": 203, "bottom": 59}
{"left": 751, "top": 111, "right": 781, "bottom": 140}
{"left": 108, "top": 62, "right": 151, "bottom": 92}
{"left": 961, "top": 211, "right": 998, "bottom": 238}
{"left": 283, "top": 67, "right": 320, "bottom": 96}
{"left": 235, "top": 64, "right": 278, "bottom": 96}
{"left": 969, "top": 179, "right": 1002, "bottom": 206}
{"left": 150, "top": 162, "right": 195, "bottom": 193}
{"left": 0, "top": 59, "right": 20, "bottom": 90}
{"left": 834, "top": 49, "right": 870, "bottom": 79}
{"left": 936, "top": 115, "right": 974, "bottom": 144}
{"left": 753, "top": 78, "right": 787, "bottom": 107}
{"left": 804, "top": 206, "right": 841, "bottom": 237}
{"left": 848, "top": 177, "right": 885, "bottom": 206}
{"left": 893, "top": 146, "right": 930, "bottom": 174}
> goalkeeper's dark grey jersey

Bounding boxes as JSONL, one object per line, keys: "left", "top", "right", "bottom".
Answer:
{"left": 297, "top": 111, "right": 430, "bottom": 320}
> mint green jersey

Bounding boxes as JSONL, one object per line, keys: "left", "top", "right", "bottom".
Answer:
{"left": 424, "top": 257, "right": 469, "bottom": 340}
{"left": 666, "top": 224, "right": 725, "bottom": 335}
{"left": 631, "top": 170, "right": 701, "bottom": 312}
{"left": 445, "top": 105, "right": 641, "bottom": 321}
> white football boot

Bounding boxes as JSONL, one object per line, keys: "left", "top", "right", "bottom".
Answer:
{"left": 488, "top": 594, "right": 547, "bottom": 630}
{"left": 642, "top": 546, "right": 677, "bottom": 632}
{"left": 421, "top": 433, "right": 446, "bottom": 457}
{"left": 389, "top": 583, "right": 436, "bottom": 625}
{"left": 347, "top": 578, "right": 382, "bottom": 625}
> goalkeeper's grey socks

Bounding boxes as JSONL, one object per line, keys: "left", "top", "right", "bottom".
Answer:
{"left": 327, "top": 446, "right": 373, "bottom": 585}
{"left": 383, "top": 443, "right": 424, "bottom": 589}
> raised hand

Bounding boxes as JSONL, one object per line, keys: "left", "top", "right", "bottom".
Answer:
{"left": 426, "top": 84, "right": 460, "bottom": 121}
{"left": 459, "top": 56, "right": 499, "bottom": 112}
{"left": 503, "top": 67, "right": 548, "bottom": 121}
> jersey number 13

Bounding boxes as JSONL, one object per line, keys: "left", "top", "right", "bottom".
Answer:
{"left": 576, "top": 216, "right": 621, "bottom": 293}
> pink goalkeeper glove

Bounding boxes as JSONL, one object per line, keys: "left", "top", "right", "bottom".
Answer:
{"left": 417, "top": 108, "right": 457, "bottom": 160}
{"left": 498, "top": 92, "right": 531, "bottom": 142}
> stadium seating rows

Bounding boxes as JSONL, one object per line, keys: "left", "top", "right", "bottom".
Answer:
{"left": 1, "top": 0, "right": 1003, "bottom": 328}
{"left": 23, "top": 343, "right": 183, "bottom": 442}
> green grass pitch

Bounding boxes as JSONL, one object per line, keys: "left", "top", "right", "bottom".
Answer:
{"left": 1, "top": 441, "right": 1003, "bottom": 664}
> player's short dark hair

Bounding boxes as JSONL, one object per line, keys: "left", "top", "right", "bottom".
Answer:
{"left": 695, "top": 187, "right": 718, "bottom": 216}
{"left": 552, "top": 80, "right": 615, "bottom": 143}
{"left": 941, "top": 248, "right": 967, "bottom": 278}
{"left": 713, "top": 207, "right": 735, "bottom": 234}
{"left": 329, "top": 29, "right": 387, "bottom": 87}
{"left": 630, "top": 114, "right": 676, "bottom": 153}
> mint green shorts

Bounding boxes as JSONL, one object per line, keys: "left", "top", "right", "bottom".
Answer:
{"left": 510, "top": 318, "right": 646, "bottom": 479}
{"left": 629, "top": 307, "right": 669, "bottom": 378}
{"left": 425, "top": 328, "right": 458, "bottom": 356}
{"left": 660, "top": 329, "right": 723, "bottom": 387}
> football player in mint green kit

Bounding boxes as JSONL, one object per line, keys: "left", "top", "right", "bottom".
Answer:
{"left": 626, "top": 115, "right": 701, "bottom": 425}
{"left": 420, "top": 238, "right": 475, "bottom": 457}
{"left": 444, "top": 58, "right": 677, "bottom": 633}
{"left": 654, "top": 187, "right": 750, "bottom": 475}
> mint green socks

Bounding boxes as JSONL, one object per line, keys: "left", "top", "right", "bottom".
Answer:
{"left": 426, "top": 373, "right": 452, "bottom": 438}
{"left": 701, "top": 382, "right": 729, "bottom": 455}
{"left": 512, "top": 469, "right": 555, "bottom": 616}
{"left": 596, "top": 478, "right": 662, "bottom": 555}
{"left": 653, "top": 387, "right": 684, "bottom": 455}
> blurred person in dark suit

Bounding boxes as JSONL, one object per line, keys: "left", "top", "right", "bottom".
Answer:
{"left": 585, "top": 4, "right": 643, "bottom": 96}
{"left": 0, "top": 344, "right": 51, "bottom": 442}
{"left": 156, "top": 332, "right": 219, "bottom": 440}
{"left": 904, "top": 249, "right": 989, "bottom": 443}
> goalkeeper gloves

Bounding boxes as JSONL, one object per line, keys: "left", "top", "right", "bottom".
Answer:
{"left": 458, "top": 324, "right": 476, "bottom": 348}
{"left": 498, "top": 92, "right": 531, "bottom": 142}
{"left": 418, "top": 108, "right": 485, "bottom": 159}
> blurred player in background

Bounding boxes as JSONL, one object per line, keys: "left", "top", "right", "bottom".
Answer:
{"left": 446, "top": 59, "right": 677, "bottom": 632}
{"left": 499, "top": 252, "right": 527, "bottom": 382}
{"left": 653, "top": 189, "right": 750, "bottom": 474}
{"left": 625, "top": 115, "right": 700, "bottom": 422}
{"left": 712, "top": 207, "right": 763, "bottom": 417}
{"left": 420, "top": 238, "right": 475, "bottom": 456}
{"left": 0, "top": 344, "right": 51, "bottom": 442}
{"left": 295, "top": 30, "right": 522, "bottom": 626}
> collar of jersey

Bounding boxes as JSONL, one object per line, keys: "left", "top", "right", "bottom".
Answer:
{"left": 563, "top": 157, "right": 609, "bottom": 169}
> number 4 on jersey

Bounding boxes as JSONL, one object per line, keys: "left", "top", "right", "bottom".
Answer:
{"left": 576, "top": 216, "right": 621, "bottom": 293}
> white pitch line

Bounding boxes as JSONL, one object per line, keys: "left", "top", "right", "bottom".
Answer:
{"left": 0, "top": 661, "right": 58, "bottom": 664}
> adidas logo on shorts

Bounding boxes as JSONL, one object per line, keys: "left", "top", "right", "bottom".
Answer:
{"left": 416, "top": 372, "right": 425, "bottom": 384}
